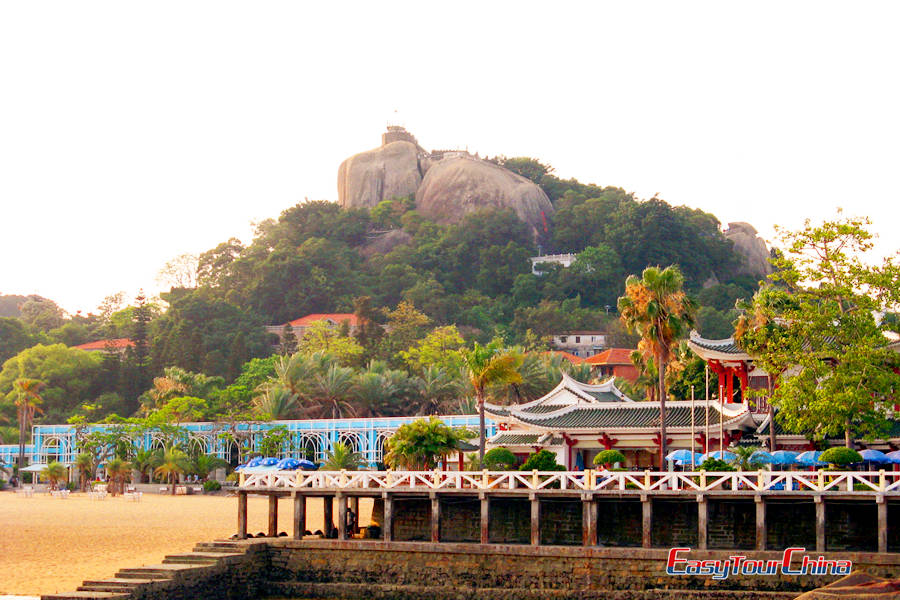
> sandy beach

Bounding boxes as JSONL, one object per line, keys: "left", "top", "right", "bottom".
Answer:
{"left": 0, "top": 490, "right": 370, "bottom": 596}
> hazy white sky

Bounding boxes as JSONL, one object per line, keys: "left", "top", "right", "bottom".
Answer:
{"left": 1, "top": 1, "right": 898, "bottom": 315}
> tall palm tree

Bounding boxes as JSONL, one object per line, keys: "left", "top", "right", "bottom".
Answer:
{"left": 352, "top": 372, "right": 399, "bottom": 417}
{"left": 152, "top": 447, "right": 191, "bottom": 495}
{"left": 462, "top": 342, "right": 524, "bottom": 462}
{"left": 618, "top": 265, "right": 696, "bottom": 469}
{"left": 105, "top": 458, "right": 132, "bottom": 496}
{"left": 75, "top": 452, "right": 94, "bottom": 492}
{"left": 13, "top": 378, "right": 44, "bottom": 486}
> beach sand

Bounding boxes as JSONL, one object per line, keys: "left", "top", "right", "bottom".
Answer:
{"left": 0, "top": 490, "right": 371, "bottom": 596}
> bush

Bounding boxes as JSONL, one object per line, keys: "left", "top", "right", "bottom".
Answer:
{"left": 699, "top": 458, "right": 735, "bottom": 471}
{"left": 0, "top": 479, "right": 5, "bottom": 490}
{"left": 820, "top": 447, "right": 862, "bottom": 467}
{"left": 203, "top": 479, "right": 222, "bottom": 492}
{"left": 483, "top": 448, "right": 517, "bottom": 470}
{"left": 225, "top": 472, "right": 239, "bottom": 482}
{"left": 519, "top": 450, "right": 565, "bottom": 472}
{"left": 593, "top": 450, "right": 626, "bottom": 467}
{"left": 66, "top": 481, "right": 77, "bottom": 492}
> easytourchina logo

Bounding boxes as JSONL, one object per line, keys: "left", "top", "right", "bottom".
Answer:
{"left": 666, "top": 548, "right": 852, "bottom": 581}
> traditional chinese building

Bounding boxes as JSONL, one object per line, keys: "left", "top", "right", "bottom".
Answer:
{"left": 485, "top": 373, "right": 757, "bottom": 469}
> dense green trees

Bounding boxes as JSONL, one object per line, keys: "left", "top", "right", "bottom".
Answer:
{"left": 735, "top": 215, "right": 900, "bottom": 447}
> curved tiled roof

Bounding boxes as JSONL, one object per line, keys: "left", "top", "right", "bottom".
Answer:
{"left": 511, "top": 402, "right": 739, "bottom": 431}
{"left": 484, "top": 374, "right": 633, "bottom": 419}
{"left": 688, "top": 332, "right": 744, "bottom": 354}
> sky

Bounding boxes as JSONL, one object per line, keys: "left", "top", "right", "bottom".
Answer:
{"left": 1, "top": 1, "right": 898, "bottom": 315}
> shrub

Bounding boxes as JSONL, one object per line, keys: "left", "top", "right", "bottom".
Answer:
{"left": 820, "top": 447, "right": 862, "bottom": 467}
{"left": 65, "top": 481, "right": 78, "bottom": 492}
{"left": 699, "top": 458, "right": 735, "bottom": 471}
{"left": 483, "top": 448, "right": 517, "bottom": 470}
{"left": 225, "top": 472, "right": 239, "bottom": 482}
{"left": 519, "top": 450, "right": 565, "bottom": 472}
{"left": 593, "top": 450, "right": 626, "bottom": 467}
{"left": 203, "top": 479, "right": 222, "bottom": 492}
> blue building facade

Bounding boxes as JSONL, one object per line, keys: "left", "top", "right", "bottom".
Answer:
{"left": 0, "top": 415, "right": 495, "bottom": 469}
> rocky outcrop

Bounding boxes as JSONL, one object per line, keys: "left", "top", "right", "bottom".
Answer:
{"left": 338, "top": 141, "right": 423, "bottom": 210}
{"left": 724, "top": 222, "right": 772, "bottom": 278}
{"left": 415, "top": 157, "right": 553, "bottom": 239}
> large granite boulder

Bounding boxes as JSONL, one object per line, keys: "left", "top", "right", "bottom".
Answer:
{"left": 724, "top": 222, "right": 772, "bottom": 277}
{"left": 338, "top": 141, "right": 423, "bottom": 210}
{"left": 415, "top": 157, "right": 554, "bottom": 239}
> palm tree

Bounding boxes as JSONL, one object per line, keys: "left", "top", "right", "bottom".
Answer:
{"left": 352, "top": 372, "right": 399, "bottom": 417}
{"left": 618, "top": 265, "right": 696, "bottom": 469}
{"left": 322, "top": 442, "right": 364, "bottom": 470}
{"left": 131, "top": 448, "right": 158, "bottom": 484}
{"left": 152, "top": 447, "right": 191, "bottom": 495}
{"left": 75, "top": 452, "right": 94, "bottom": 491}
{"left": 42, "top": 461, "right": 67, "bottom": 491}
{"left": 192, "top": 453, "right": 229, "bottom": 481}
{"left": 252, "top": 385, "right": 299, "bottom": 420}
{"left": 105, "top": 458, "right": 132, "bottom": 496}
{"left": 13, "top": 378, "right": 44, "bottom": 486}
{"left": 383, "top": 417, "right": 475, "bottom": 470}
{"left": 308, "top": 364, "right": 356, "bottom": 419}
{"left": 414, "top": 366, "right": 461, "bottom": 415}
{"left": 461, "top": 342, "right": 524, "bottom": 462}
{"left": 730, "top": 446, "right": 764, "bottom": 470}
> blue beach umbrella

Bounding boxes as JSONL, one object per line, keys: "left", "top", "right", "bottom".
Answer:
{"left": 296, "top": 459, "right": 318, "bottom": 471}
{"left": 666, "top": 449, "right": 702, "bottom": 463}
{"left": 795, "top": 450, "right": 825, "bottom": 466}
{"left": 275, "top": 458, "right": 301, "bottom": 470}
{"left": 770, "top": 451, "right": 799, "bottom": 466}
{"left": 859, "top": 449, "right": 890, "bottom": 464}
{"left": 701, "top": 450, "right": 736, "bottom": 462}
{"left": 885, "top": 450, "right": 900, "bottom": 464}
{"left": 260, "top": 457, "right": 279, "bottom": 467}
{"left": 246, "top": 457, "right": 264, "bottom": 468}
{"left": 749, "top": 450, "right": 774, "bottom": 465}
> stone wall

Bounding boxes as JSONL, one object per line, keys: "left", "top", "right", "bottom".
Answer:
{"left": 767, "top": 499, "right": 816, "bottom": 550}
{"left": 440, "top": 497, "right": 480, "bottom": 543}
{"left": 265, "top": 540, "right": 900, "bottom": 596}
{"left": 539, "top": 499, "right": 582, "bottom": 546}
{"left": 708, "top": 499, "right": 755, "bottom": 550}
{"left": 596, "top": 499, "right": 642, "bottom": 547}
{"left": 392, "top": 498, "right": 431, "bottom": 541}
{"left": 652, "top": 499, "right": 698, "bottom": 548}
{"left": 826, "top": 500, "right": 877, "bottom": 552}
{"left": 488, "top": 498, "right": 529, "bottom": 544}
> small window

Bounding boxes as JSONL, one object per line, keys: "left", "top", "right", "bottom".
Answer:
{"left": 559, "top": 336, "right": 567, "bottom": 343}
{"left": 575, "top": 336, "right": 581, "bottom": 343}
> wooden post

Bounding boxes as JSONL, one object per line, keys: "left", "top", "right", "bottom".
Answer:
{"left": 349, "top": 496, "right": 360, "bottom": 534}
{"left": 480, "top": 494, "right": 489, "bottom": 544}
{"left": 268, "top": 494, "right": 278, "bottom": 537}
{"left": 324, "top": 495, "right": 334, "bottom": 537}
{"left": 383, "top": 493, "right": 393, "bottom": 542}
{"left": 755, "top": 495, "right": 766, "bottom": 551}
{"left": 337, "top": 493, "right": 347, "bottom": 540}
{"left": 293, "top": 493, "right": 306, "bottom": 540}
{"left": 641, "top": 495, "right": 652, "bottom": 548}
{"left": 530, "top": 495, "right": 540, "bottom": 545}
{"left": 697, "top": 495, "right": 707, "bottom": 550}
{"left": 583, "top": 497, "right": 597, "bottom": 546}
{"left": 237, "top": 491, "right": 248, "bottom": 539}
{"left": 878, "top": 495, "right": 888, "bottom": 554}
{"left": 431, "top": 494, "right": 440, "bottom": 543}
{"left": 815, "top": 496, "right": 826, "bottom": 553}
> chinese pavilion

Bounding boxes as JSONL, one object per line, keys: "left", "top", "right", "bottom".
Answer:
{"left": 485, "top": 373, "right": 757, "bottom": 469}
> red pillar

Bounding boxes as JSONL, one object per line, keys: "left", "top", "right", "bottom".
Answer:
{"left": 726, "top": 369, "right": 734, "bottom": 404}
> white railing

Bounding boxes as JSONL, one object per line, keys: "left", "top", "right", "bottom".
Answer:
{"left": 239, "top": 469, "right": 900, "bottom": 494}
